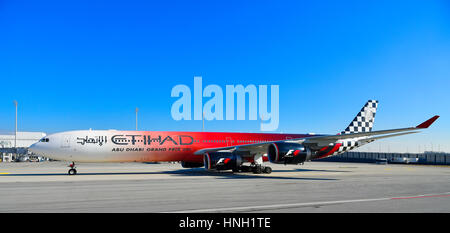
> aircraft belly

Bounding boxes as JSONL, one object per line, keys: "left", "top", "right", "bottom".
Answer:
{"left": 70, "top": 146, "right": 193, "bottom": 163}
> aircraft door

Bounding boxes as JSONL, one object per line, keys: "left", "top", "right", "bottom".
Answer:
{"left": 61, "top": 135, "right": 71, "bottom": 148}
{"left": 226, "top": 137, "right": 233, "bottom": 146}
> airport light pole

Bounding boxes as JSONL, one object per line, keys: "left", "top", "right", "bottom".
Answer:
{"left": 13, "top": 100, "right": 17, "bottom": 149}
{"left": 135, "top": 107, "right": 139, "bottom": 131}
{"left": 13, "top": 100, "right": 18, "bottom": 160}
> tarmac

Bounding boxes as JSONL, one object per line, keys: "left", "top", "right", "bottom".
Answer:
{"left": 0, "top": 161, "right": 449, "bottom": 212}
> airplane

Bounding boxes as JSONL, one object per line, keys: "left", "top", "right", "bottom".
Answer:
{"left": 29, "top": 100, "right": 439, "bottom": 175}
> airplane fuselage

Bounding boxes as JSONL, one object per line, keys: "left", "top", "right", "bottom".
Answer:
{"left": 31, "top": 130, "right": 316, "bottom": 163}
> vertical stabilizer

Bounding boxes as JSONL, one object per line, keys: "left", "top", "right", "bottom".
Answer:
{"left": 341, "top": 100, "right": 378, "bottom": 135}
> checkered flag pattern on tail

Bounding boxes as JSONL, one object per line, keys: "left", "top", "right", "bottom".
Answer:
{"left": 335, "top": 140, "right": 359, "bottom": 154}
{"left": 341, "top": 100, "right": 378, "bottom": 135}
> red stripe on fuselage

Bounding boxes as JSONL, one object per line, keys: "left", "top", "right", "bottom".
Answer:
{"left": 327, "top": 143, "right": 342, "bottom": 155}
{"left": 317, "top": 143, "right": 342, "bottom": 159}
{"left": 102, "top": 131, "right": 318, "bottom": 163}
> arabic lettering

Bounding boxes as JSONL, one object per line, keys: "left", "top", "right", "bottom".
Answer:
{"left": 76, "top": 136, "right": 108, "bottom": 146}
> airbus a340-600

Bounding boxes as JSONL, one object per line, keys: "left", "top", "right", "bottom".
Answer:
{"left": 29, "top": 100, "right": 439, "bottom": 175}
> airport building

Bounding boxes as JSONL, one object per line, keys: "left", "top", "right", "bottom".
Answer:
{"left": 0, "top": 132, "right": 46, "bottom": 162}
{"left": 321, "top": 151, "right": 450, "bottom": 165}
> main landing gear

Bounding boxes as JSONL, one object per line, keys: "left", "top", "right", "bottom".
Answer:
{"left": 68, "top": 162, "right": 77, "bottom": 175}
{"left": 250, "top": 153, "right": 272, "bottom": 174}
{"left": 252, "top": 165, "right": 272, "bottom": 174}
{"left": 232, "top": 165, "right": 272, "bottom": 174}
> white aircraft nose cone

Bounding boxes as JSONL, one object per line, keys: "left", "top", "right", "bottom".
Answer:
{"left": 29, "top": 142, "right": 43, "bottom": 155}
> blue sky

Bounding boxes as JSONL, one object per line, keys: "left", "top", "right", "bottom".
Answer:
{"left": 0, "top": 0, "right": 449, "bottom": 152}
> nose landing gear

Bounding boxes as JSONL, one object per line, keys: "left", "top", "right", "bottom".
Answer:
{"left": 68, "top": 162, "right": 77, "bottom": 175}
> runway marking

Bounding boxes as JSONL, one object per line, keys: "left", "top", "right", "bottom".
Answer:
{"left": 391, "top": 194, "right": 450, "bottom": 200}
{"left": 0, "top": 173, "right": 10, "bottom": 175}
{"left": 168, "top": 192, "right": 450, "bottom": 213}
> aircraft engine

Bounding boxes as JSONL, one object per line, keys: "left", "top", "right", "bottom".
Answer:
{"left": 268, "top": 142, "right": 312, "bottom": 164}
{"left": 203, "top": 152, "right": 243, "bottom": 170}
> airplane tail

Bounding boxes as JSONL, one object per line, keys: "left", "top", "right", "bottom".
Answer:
{"left": 340, "top": 100, "right": 379, "bottom": 135}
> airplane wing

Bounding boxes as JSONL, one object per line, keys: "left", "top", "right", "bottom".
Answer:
{"left": 194, "top": 141, "right": 270, "bottom": 155}
{"left": 300, "top": 115, "right": 439, "bottom": 148}
{"left": 194, "top": 115, "right": 439, "bottom": 155}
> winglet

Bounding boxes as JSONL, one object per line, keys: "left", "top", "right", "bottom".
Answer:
{"left": 416, "top": 115, "right": 440, "bottom": 129}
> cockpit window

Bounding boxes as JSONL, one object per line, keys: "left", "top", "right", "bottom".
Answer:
{"left": 39, "top": 138, "right": 49, "bottom": 142}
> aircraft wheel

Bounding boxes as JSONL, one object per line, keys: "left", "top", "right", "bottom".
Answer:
{"left": 263, "top": 167, "right": 272, "bottom": 174}
{"left": 68, "top": 168, "right": 77, "bottom": 175}
{"left": 241, "top": 166, "right": 251, "bottom": 172}
{"left": 253, "top": 166, "right": 262, "bottom": 174}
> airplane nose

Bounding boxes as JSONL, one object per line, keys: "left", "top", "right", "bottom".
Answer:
{"left": 29, "top": 142, "right": 42, "bottom": 155}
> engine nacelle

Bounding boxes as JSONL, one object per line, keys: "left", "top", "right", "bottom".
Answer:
{"left": 268, "top": 142, "right": 312, "bottom": 164}
{"left": 204, "top": 152, "right": 243, "bottom": 170}
{"left": 181, "top": 161, "right": 204, "bottom": 168}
